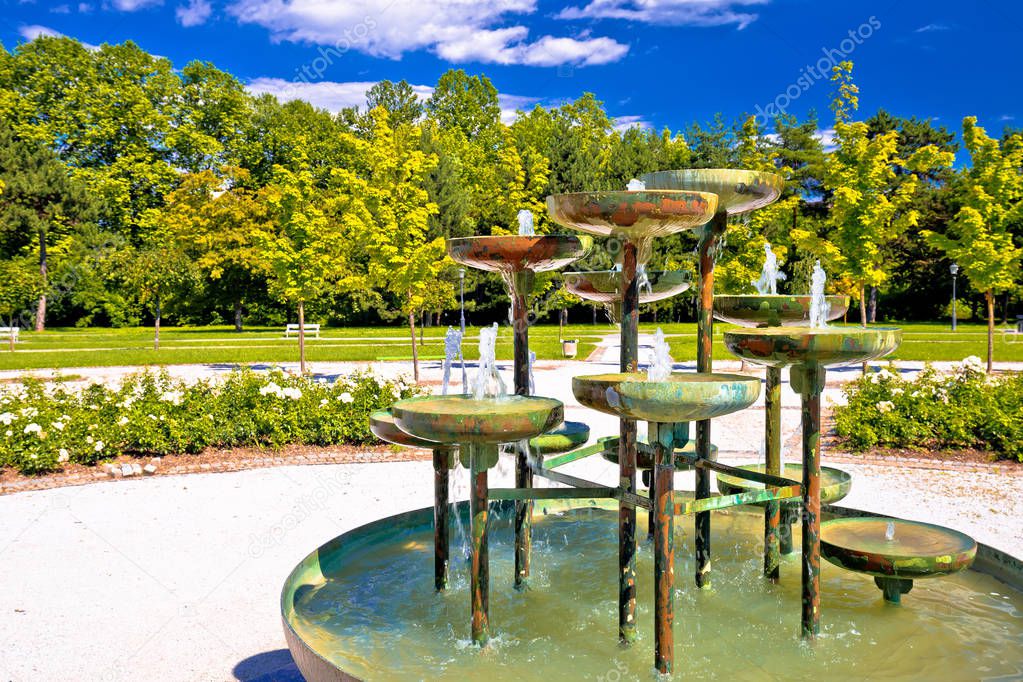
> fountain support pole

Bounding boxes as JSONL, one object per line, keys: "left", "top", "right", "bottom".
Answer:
{"left": 651, "top": 421, "right": 676, "bottom": 673}
{"left": 695, "top": 211, "right": 727, "bottom": 588}
{"left": 791, "top": 363, "right": 825, "bottom": 639}
{"left": 469, "top": 443, "right": 492, "bottom": 645}
{"left": 618, "top": 240, "right": 640, "bottom": 644}
{"left": 433, "top": 447, "right": 450, "bottom": 591}
{"left": 510, "top": 272, "right": 534, "bottom": 590}
{"left": 764, "top": 366, "right": 782, "bottom": 581}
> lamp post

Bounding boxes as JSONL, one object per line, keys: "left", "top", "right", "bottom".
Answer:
{"left": 459, "top": 268, "right": 467, "bottom": 389}
{"left": 950, "top": 263, "right": 959, "bottom": 332}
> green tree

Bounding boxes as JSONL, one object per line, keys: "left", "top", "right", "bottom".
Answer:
{"left": 923, "top": 117, "right": 1023, "bottom": 371}
{"left": 366, "top": 79, "right": 423, "bottom": 128}
{"left": 362, "top": 107, "right": 447, "bottom": 381}
{"left": 0, "top": 120, "right": 94, "bottom": 331}
{"left": 0, "top": 256, "right": 39, "bottom": 350}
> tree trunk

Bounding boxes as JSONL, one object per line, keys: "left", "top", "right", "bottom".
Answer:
{"left": 154, "top": 295, "right": 161, "bottom": 351}
{"left": 860, "top": 285, "right": 868, "bottom": 374}
{"left": 559, "top": 308, "right": 565, "bottom": 341}
{"left": 868, "top": 286, "right": 877, "bottom": 323}
{"left": 234, "top": 301, "right": 243, "bottom": 332}
{"left": 409, "top": 308, "right": 420, "bottom": 382}
{"left": 8, "top": 316, "right": 14, "bottom": 352}
{"left": 420, "top": 310, "right": 425, "bottom": 347}
{"left": 986, "top": 290, "right": 995, "bottom": 373}
{"left": 298, "top": 300, "right": 307, "bottom": 375}
{"left": 35, "top": 230, "right": 47, "bottom": 333}
{"left": 1004, "top": 292, "right": 1011, "bottom": 325}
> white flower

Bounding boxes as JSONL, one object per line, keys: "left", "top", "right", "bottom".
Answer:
{"left": 259, "top": 382, "right": 283, "bottom": 397}
{"left": 86, "top": 436, "right": 94, "bottom": 444}
{"left": 94, "top": 441, "right": 104, "bottom": 452}
{"left": 148, "top": 414, "right": 157, "bottom": 421}
{"left": 159, "top": 390, "right": 183, "bottom": 406}
{"left": 876, "top": 401, "right": 894, "bottom": 414}
{"left": 282, "top": 387, "right": 302, "bottom": 400}
{"left": 0, "top": 412, "right": 14, "bottom": 426}
{"left": 19, "top": 407, "right": 38, "bottom": 418}
{"left": 23, "top": 423, "right": 42, "bottom": 435}
{"left": 891, "top": 388, "right": 903, "bottom": 396}
{"left": 319, "top": 398, "right": 329, "bottom": 406}
{"left": 338, "top": 392, "right": 354, "bottom": 404}
{"left": 58, "top": 448, "right": 69, "bottom": 463}
{"left": 4, "top": 430, "right": 11, "bottom": 437}
{"left": 117, "top": 416, "right": 130, "bottom": 427}
{"left": 52, "top": 421, "right": 65, "bottom": 431}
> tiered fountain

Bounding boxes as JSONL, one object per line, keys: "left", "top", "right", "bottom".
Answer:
{"left": 279, "top": 169, "right": 1023, "bottom": 681}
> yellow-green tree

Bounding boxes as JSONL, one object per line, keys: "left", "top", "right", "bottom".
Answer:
{"left": 923, "top": 117, "right": 1023, "bottom": 371}
{"left": 362, "top": 107, "right": 448, "bottom": 382}
{"left": 799, "top": 62, "right": 953, "bottom": 323}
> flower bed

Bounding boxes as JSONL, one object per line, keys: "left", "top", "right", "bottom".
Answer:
{"left": 833, "top": 357, "right": 1023, "bottom": 462}
{"left": 0, "top": 369, "right": 421, "bottom": 475}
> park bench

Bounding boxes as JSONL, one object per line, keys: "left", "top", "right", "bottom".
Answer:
{"left": 284, "top": 323, "right": 320, "bottom": 338}
{"left": 0, "top": 326, "right": 19, "bottom": 343}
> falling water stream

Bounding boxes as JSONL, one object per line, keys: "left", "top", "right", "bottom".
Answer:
{"left": 753, "top": 243, "right": 786, "bottom": 295}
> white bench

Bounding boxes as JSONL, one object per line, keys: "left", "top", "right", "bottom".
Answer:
{"left": 0, "top": 327, "right": 19, "bottom": 342}
{"left": 285, "top": 323, "right": 320, "bottom": 338}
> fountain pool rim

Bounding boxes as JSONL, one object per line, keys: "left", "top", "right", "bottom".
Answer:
{"left": 280, "top": 500, "right": 1023, "bottom": 682}
{"left": 391, "top": 394, "right": 564, "bottom": 445}
{"left": 713, "top": 294, "right": 850, "bottom": 328}
{"left": 723, "top": 326, "right": 903, "bottom": 369}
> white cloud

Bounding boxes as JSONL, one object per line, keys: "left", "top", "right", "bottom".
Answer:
{"left": 110, "top": 0, "right": 162, "bottom": 9}
{"left": 176, "top": 0, "right": 212, "bottom": 26}
{"left": 613, "top": 115, "right": 652, "bottom": 133}
{"left": 557, "top": 0, "right": 767, "bottom": 29}
{"left": 245, "top": 77, "right": 538, "bottom": 124}
{"left": 816, "top": 127, "right": 837, "bottom": 152}
{"left": 1000, "top": 115, "right": 1015, "bottom": 122}
{"left": 17, "top": 24, "right": 100, "bottom": 49}
{"left": 914, "top": 23, "right": 949, "bottom": 33}
{"left": 227, "top": 0, "right": 629, "bottom": 67}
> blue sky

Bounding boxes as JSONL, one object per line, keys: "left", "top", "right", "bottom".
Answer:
{"left": 2, "top": 0, "right": 1021, "bottom": 140}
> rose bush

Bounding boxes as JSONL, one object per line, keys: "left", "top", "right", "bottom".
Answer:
{"left": 833, "top": 357, "right": 1023, "bottom": 461}
{"left": 0, "top": 369, "right": 421, "bottom": 475}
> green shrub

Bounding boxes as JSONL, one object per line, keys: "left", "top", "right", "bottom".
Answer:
{"left": 833, "top": 357, "right": 1023, "bottom": 461}
{"left": 0, "top": 369, "right": 421, "bottom": 475}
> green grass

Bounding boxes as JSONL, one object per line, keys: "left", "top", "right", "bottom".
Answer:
{"left": 0, "top": 321, "right": 1020, "bottom": 371}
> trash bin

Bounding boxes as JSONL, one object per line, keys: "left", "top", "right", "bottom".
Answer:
{"left": 1017, "top": 315, "right": 1023, "bottom": 333}
{"left": 562, "top": 339, "right": 578, "bottom": 358}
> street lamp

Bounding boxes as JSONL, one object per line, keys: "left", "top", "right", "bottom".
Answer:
{"left": 459, "top": 268, "right": 467, "bottom": 389}
{"left": 950, "top": 263, "right": 959, "bottom": 332}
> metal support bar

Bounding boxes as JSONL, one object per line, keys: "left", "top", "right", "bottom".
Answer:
{"left": 673, "top": 485, "right": 802, "bottom": 516}
{"left": 433, "top": 447, "right": 450, "bottom": 592}
{"left": 531, "top": 465, "right": 653, "bottom": 511}
{"left": 791, "top": 363, "right": 825, "bottom": 641}
{"left": 764, "top": 365, "right": 782, "bottom": 582}
{"left": 489, "top": 487, "right": 617, "bottom": 501}
{"left": 510, "top": 272, "right": 533, "bottom": 591}
{"left": 619, "top": 239, "right": 640, "bottom": 645}
{"left": 468, "top": 443, "right": 492, "bottom": 646}
{"left": 651, "top": 422, "right": 675, "bottom": 674}
{"left": 542, "top": 439, "right": 614, "bottom": 469}
{"left": 676, "top": 454, "right": 800, "bottom": 489}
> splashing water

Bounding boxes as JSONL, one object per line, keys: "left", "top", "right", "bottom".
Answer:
{"left": 636, "top": 264, "right": 653, "bottom": 296}
{"left": 885, "top": 521, "right": 896, "bottom": 541}
{"left": 809, "top": 260, "right": 829, "bottom": 329}
{"left": 517, "top": 209, "right": 534, "bottom": 236}
{"left": 528, "top": 350, "right": 536, "bottom": 396}
{"left": 473, "top": 323, "right": 507, "bottom": 399}
{"left": 753, "top": 243, "right": 787, "bottom": 295}
{"left": 647, "top": 327, "right": 674, "bottom": 381}
{"left": 441, "top": 327, "right": 463, "bottom": 395}
{"left": 627, "top": 178, "right": 646, "bottom": 191}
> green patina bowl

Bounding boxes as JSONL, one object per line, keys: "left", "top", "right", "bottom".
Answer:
{"left": 821, "top": 517, "right": 977, "bottom": 579}
{"left": 640, "top": 169, "right": 783, "bottom": 215}
{"left": 391, "top": 394, "right": 564, "bottom": 446}
{"left": 545, "top": 191, "right": 718, "bottom": 244}
{"left": 602, "top": 438, "right": 716, "bottom": 471}
{"left": 529, "top": 421, "right": 590, "bottom": 455}
{"left": 723, "top": 326, "right": 902, "bottom": 368}
{"left": 563, "top": 270, "right": 691, "bottom": 305}
{"left": 715, "top": 463, "right": 851, "bottom": 509}
{"left": 370, "top": 409, "right": 457, "bottom": 468}
{"left": 573, "top": 372, "right": 760, "bottom": 424}
{"left": 447, "top": 235, "right": 591, "bottom": 274}
{"left": 713, "top": 295, "right": 849, "bottom": 328}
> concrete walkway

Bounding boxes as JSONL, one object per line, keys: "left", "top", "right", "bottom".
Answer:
{"left": 1, "top": 356, "right": 1022, "bottom": 680}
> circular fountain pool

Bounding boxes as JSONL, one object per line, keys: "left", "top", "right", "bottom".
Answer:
{"left": 282, "top": 503, "right": 1023, "bottom": 680}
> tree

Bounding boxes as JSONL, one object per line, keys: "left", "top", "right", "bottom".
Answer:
{"left": 254, "top": 164, "right": 356, "bottom": 374}
{"left": 0, "top": 256, "right": 39, "bottom": 350}
{"left": 366, "top": 79, "right": 423, "bottom": 128}
{"left": 923, "top": 117, "right": 1023, "bottom": 371}
{"left": 799, "top": 62, "right": 952, "bottom": 326}
{"left": 0, "top": 120, "right": 94, "bottom": 331}
{"left": 362, "top": 107, "right": 447, "bottom": 382}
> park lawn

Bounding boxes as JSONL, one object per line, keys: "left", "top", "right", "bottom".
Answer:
{"left": 0, "top": 321, "right": 1020, "bottom": 371}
